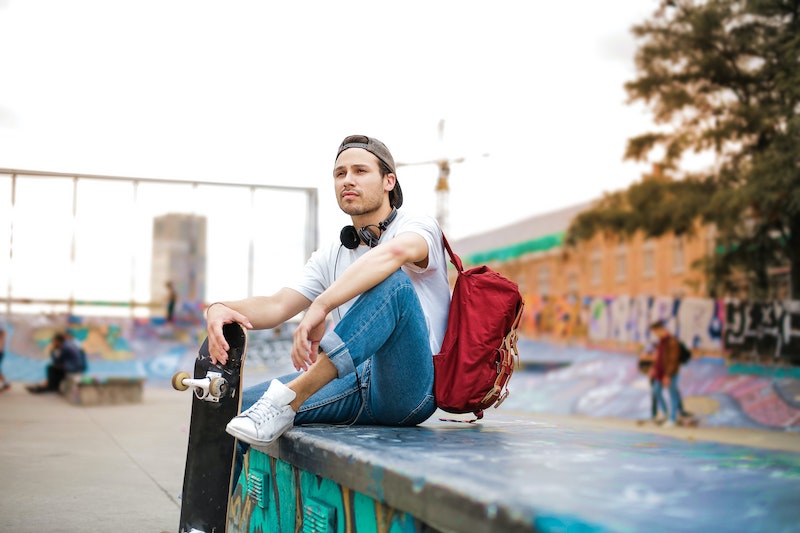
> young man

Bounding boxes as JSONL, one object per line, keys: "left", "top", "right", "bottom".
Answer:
{"left": 648, "top": 320, "right": 683, "bottom": 427}
{"left": 205, "top": 135, "right": 451, "bottom": 446}
{"left": 639, "top": 338, "right": 691, "bottom": 424}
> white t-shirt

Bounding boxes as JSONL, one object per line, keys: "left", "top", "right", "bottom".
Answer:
{"left": 289, "top": 209, "right": 451, "bottom": 354}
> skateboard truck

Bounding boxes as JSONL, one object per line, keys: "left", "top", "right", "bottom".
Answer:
{"left": 172, "top": 370, "right": 228, "bottom": 402}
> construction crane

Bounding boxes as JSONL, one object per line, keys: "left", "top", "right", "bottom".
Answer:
{"left": 396, "top": 119, "right": 487, "bottom": 234}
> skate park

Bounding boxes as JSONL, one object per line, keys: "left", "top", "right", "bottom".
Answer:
{"left": 3, "top": 2, "right": 800, "bottom": 530}
{"left": 1, "top": 312, "right": 800, "bottom": 532}
{"left": 1, "top": 167, "right": 800, "bottom": 531}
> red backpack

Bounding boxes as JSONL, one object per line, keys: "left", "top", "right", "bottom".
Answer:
{"left": 433, "top": 235, "right": 525, "bottom": 420}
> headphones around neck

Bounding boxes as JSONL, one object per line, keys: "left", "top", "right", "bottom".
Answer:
{"left": 340, "top": 207, "right": 397, "bottom": 249}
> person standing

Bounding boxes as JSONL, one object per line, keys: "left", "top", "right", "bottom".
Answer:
{"left": 648, "top": 320, "right": 683, "bottom": 427}
{"left": 0, "top": 324, "right": 9, "bottom": 391}
{"left": 166, "top": 281, "right": 177, "bottom": 324}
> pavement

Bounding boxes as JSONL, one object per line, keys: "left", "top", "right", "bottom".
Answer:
{"left": 1, "top": 381, "right": 799, "bottom": 533}
{"left": 0, "top": 384, "right": 189, "bottom": 533}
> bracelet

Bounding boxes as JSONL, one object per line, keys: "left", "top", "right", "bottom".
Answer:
{"left": 205, "top": 302, "right": 227, "bottom": 319}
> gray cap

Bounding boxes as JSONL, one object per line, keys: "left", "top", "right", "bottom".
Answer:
{"left": 336, "top": 135, "right": 403, "bottom": 208}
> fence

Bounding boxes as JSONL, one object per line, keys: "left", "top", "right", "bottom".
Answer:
{"left": 0, "top": 168, "right": 318, "bottom": 318}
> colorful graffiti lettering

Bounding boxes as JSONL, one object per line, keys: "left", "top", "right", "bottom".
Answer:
{"left": 525, "top": 295, "right": 799, "bottom": 364}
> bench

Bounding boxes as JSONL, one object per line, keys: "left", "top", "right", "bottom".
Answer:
{"left": 60, "top": 374, "right": 145, "bottom": 406}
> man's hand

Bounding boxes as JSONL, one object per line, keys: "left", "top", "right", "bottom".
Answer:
{"left": 291, "top": 304, "right": 328, "bottom": 371}
{"left": 663, "top": 376, "right": 672, "bottom": 387}
{"left": 206, "top": 303, "right": 253, "bottom": 365}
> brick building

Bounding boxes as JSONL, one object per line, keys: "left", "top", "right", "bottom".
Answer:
{"left": 450, "top": 202, "right": 714, "bottom": 337}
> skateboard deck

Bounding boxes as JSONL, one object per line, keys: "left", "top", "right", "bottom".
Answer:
{"left": 173, "top": 322, "right": 248, "bottom": 533}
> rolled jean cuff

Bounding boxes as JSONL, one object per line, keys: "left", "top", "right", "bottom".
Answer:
{"left": 319, "top": 330, "right": 356, "bottom": 378}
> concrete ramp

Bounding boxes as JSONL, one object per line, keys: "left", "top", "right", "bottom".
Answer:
{"left": 511, "top": 340, "right": 800, "bottom": 430}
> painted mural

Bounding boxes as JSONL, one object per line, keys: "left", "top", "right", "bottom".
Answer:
{"left": 0, "top": 313, "right": 296, "bottom": 384}
{"left": 523, "top": 294, "right": 800, "bottom": 364}
{"left": 585, "top": 295, "right": 725, "bottom": 352}
{"left": 724, "top": 299, "right": 800, "bottom": 363}
{"left": 230, "top": 453, "right": 425, "bottom": 533}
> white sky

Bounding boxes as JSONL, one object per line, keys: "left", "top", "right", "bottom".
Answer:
{"left": 0, "top": 0, "right": 663, "bottom": 244}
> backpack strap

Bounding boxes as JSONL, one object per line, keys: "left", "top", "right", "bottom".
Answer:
{"left": 442, "top": 234, "right": 463, "bottom": 273}
{"left": 480, "top": 300, "right": 524, "bottom": 407}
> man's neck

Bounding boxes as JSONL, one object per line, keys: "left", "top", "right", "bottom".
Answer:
{"left": 351, "top": 205, "right": 394, "bottom": 231}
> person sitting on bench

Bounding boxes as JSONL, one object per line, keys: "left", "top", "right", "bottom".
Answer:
{"left": 27, "top": 332, "right": 87, "bottom": 393}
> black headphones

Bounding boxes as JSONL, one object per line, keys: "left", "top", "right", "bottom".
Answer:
{"left": 340, "top": 208, "right": 398, "bottom": 249}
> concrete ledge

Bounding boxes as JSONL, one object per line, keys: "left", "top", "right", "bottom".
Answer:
{"left": 234, "top": 417, "right": 585, "bottom": 533}
{"left": 231, "top": 413, "right": 800, "bottom": 533}
{"left": 60, "top": 374, "right": 145, "bottom": 406}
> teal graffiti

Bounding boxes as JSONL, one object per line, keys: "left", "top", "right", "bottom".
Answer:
{"left": 229, "top": 449, "right": 425, "bottom": 533}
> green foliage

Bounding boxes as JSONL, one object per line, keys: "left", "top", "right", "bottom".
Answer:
{"left": 569, "top": 0, "right": 800, "bottom": 298}
{"left": 566, "top": 170, "right": 713, "bottom": 244}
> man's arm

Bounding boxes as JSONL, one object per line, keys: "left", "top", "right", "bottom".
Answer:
{"left": 206, "top": 287, "right": 311, "bottom": 364}
{"left": 291, "top": 231, "right": 429, "bottom": 371}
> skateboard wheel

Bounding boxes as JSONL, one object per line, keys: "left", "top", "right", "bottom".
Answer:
{"left": 172, "top": 371, "right": 191, "bottom": 391}
{"left": 208, "top": 376, "right": 228, "bottom": 398}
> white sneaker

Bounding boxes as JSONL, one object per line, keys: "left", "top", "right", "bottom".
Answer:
{"left": 663, "top": 420, "right": 676, "bottom": 428}
{"left": 226, "top": 379, "right": 297, "bottom": 446}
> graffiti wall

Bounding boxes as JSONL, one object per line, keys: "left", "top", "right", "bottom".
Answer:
{"left": 522, "top": 294, "right": 587, "bottom": 340}
{"left": 724, "top": 300, "right": 800, "bottom": 363}
{"left": 0, "top": 313, "right": 297, "bottom": 384}
{"left": 523, "top": 295, "right": 800, "bottom": 364}
{"left": 586, "top": 295, "right": 725, "bottom": 352}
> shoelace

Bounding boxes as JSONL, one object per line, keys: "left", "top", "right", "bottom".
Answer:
{"left": 244, "top": 397, "right": 282, "bottom": 425}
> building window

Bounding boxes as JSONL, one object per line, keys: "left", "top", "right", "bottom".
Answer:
{"left": 615, "top": 244, "right": 627, "bottom": 282}
{"left": 590, "top": 247, "right": 602, "bottom": 286}
{"left": 672, "top": 236, "right": 685, "bottom": 274}
{"left": 567, "top": 270, "right": 579, "bottom": 295}
{"left": 642, "top": 240, "right": 655, "bottom": 279}
{"left": 538, "top": 265, "right": 551, "bottom": 296}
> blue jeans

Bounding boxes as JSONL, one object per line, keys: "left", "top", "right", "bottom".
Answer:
{"left": 652, "top": 373, "right": 681, "bottom": 423}
{"left": 242, "top": 269, "right": 436, "bottom": 424}
{"left": 234, "top": 270, "right": 437, "bottom": 486}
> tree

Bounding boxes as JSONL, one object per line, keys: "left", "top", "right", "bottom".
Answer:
{"left": 567, "top": 0, "right": 800, "bottom": 299}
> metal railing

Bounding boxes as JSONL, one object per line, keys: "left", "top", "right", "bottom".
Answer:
{"left": 0, "top": 168, "right": 319, "bottom": 317}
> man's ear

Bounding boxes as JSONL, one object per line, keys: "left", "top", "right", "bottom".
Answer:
{"left": 384, "top": 173, "right": 397, "bottom": 193}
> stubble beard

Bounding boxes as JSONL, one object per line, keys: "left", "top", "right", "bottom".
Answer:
{"left": 339, "top": 190, "right": 384, "bottom": 218}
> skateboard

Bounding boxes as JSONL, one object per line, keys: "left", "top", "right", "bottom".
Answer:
{"left": 173, "top": 322, "right": 248, "bottom": 533}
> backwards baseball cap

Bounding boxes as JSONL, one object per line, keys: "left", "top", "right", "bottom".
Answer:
{"left": 336, "top": 134, "right": 403, "bottom": 208}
